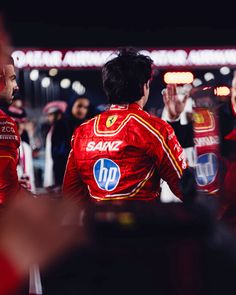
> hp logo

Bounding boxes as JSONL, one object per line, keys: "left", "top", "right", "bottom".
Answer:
{"left": 93, "top": 158, "right": 121, "bottom": 191}
{"left": 196, "top": 153, "right": 218, "bottom": 186}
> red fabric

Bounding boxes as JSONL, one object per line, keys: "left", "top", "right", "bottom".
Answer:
{"left": 193, "top": 108, "right": 220, "bottom": 194}
{"left": 0, "top": 251, "right": 22, "bottom": 295}
{"left": 0, "top": 109, "right": 21, "bottom": 204}
{"left": 225, "top": 129, "right": 236, "bottom": 141}
{"left": 63, "top": 103, "right": 186, "bottom": 202}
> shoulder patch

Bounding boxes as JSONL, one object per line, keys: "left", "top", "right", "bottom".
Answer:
{"left": 0, "top": 116, "right": 20, "bottom": 145}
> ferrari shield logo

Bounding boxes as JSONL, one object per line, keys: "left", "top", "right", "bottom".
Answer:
{"left": 193, "top": 113, "right": 204, "bottom": 124}
{"left": 106, "top": 115, "right": 118, "bottom": 128}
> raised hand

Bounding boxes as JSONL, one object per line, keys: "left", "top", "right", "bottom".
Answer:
{"left": 162, "top": 84, "right": 189, "bottom": 120}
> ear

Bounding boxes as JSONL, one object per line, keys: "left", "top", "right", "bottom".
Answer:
{"left": 145, "top": 80, "right": 150, "bottom": 89}
{"left": 143, "top": 81, "right": 150, "bottom": 94}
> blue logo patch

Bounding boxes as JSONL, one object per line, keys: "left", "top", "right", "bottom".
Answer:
{"left": 196, "top": 153, "right": 218, "bottom": 186}
{"left": 93, "top": 158, "right": 121, "bottom": 191}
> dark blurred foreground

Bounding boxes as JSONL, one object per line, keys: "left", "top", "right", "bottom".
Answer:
{"left": 41, "top": 200, "right": 236, "bottom": 295}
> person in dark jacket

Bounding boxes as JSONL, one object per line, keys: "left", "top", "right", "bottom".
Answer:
{"left": 43, "top": 101, "right": 71, "bottom": 190}
{"left": 66, "top": 96, "right": 91, "bottom": 136}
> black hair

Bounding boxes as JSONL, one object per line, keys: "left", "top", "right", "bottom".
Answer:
{"left": 102, "top": 47, "right": 153, "bottom": 104}
{"left": 66, "top": 95, "right": 90, "bottom": 117}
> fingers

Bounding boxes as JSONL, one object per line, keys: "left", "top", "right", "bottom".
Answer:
{"left": 167, "top": 84, "right": 177, "bottom": 101}
{"left": 167, "top": 84, "right": 172, "bottom": 100}
{"left": 162, "top": 89, "right": 169, "bottom": 104}
{"left": 172, "top": 84, "right": 177, "bottom": 97}
{"left": 183, "top": 93, "right": 189, "bottom": 105}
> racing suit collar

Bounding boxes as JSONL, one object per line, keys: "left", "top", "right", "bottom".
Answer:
{"left": 109, "top": 103, "right": 142, "bottom": 111}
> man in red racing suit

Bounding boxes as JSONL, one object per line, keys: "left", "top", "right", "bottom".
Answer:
{"left": 0, "top": 56, "right": 22, "bottom": 204}
{"left": 0, "top": 108, "right": 21, "bottom": 204}
{"left": 63, "top": 48, "right": 186, "bottom": 202}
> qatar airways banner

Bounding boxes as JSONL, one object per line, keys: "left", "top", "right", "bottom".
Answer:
{"left": 11, "top": 48, "right": 236, "bottom": 69}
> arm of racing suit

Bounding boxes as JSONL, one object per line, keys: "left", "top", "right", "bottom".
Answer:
{"left": 0, "top": 113, "right": 21, "bottom": 204}
{"left": 0, "top": 115, "right": 32, "bottom": 205}
{"left": 0, "top": 151, "right": 20, "bottom": 205}
{"left": 63, "top": 149, "right": 90, "bottom": 203}
{"left": 0, "top": 251, "right": 22, "bottom": 295}
{"left": 153, "top": 122, "right": 187, "bottom": 200}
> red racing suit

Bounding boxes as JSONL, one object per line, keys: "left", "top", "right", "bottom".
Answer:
{"left": 63, "top": 103, "right": 186, "bottom": 202}
{"left": 0, "top": 251, "right": 22, "bottom": 295}
{"left": 0, "top": 108, "right": 21, "bottom": 204}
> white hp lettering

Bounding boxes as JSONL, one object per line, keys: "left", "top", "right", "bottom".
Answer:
{"left": 196, "top": 154, "right": 214, "bottom": 184}
{"left": 98, "top": 159, "right": 118, "bottom": 190}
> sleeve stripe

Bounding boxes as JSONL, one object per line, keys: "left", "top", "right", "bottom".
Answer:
{"left": 132, "top": 115, "right": 183, "bottom": 178}
{"left": 0, "top": 155, "right": 15, "bottom": 162}
{"left": 88, "top": 166, "right": 156, "bottom": 200}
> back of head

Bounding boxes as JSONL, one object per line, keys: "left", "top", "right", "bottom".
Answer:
{"left": 102, "top": 47, "right": 153, "bottom": 104}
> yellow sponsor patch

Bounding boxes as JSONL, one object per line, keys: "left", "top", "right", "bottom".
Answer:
{"left": 106, "top": 115, "right": 118, "bottom": 128}
{"left": 193, "top": 113, "right": 204, "bottom": 124}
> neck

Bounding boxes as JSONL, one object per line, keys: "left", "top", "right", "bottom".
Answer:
{"left": 134, "top": 97, "right": 145, "bottom": 109}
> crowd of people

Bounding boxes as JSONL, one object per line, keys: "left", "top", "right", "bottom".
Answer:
{"left": 1, "top": 95, "right": 92, "bottom": 194}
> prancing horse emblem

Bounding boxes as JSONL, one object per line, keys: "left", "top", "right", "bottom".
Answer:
{"left": 106, "top": 115, "right": 118, "bottom": 128}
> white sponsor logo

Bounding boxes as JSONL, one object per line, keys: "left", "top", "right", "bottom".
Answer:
{"left": 194, "top": 136, "right": 219, "bottom": 147}
{"left": 110, "top": 104, "right": 128, "bottom": 110}
{"left": 1, "top": 126, "right": 15, "bottom": 133}
{"left": 168, "top": 132, "right": 175, "bottom": 140}
{"left": 86, "top": 141, "right": 122, "bottom": 152}
{"left": 174, "top": 143, "right": 182, "bottom": 153}
{"left": 0, "top": 121, "right": 15, "bottom": 126}
{"left": 0, "top": 135, "right": 18, "bottom": 140}
{"left": 196, "top": 153, "right": 218, "bottom": 186}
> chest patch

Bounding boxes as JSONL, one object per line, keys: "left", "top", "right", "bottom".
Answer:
{"left": 106, "top": 115, "right": 118, "bottom": 128}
